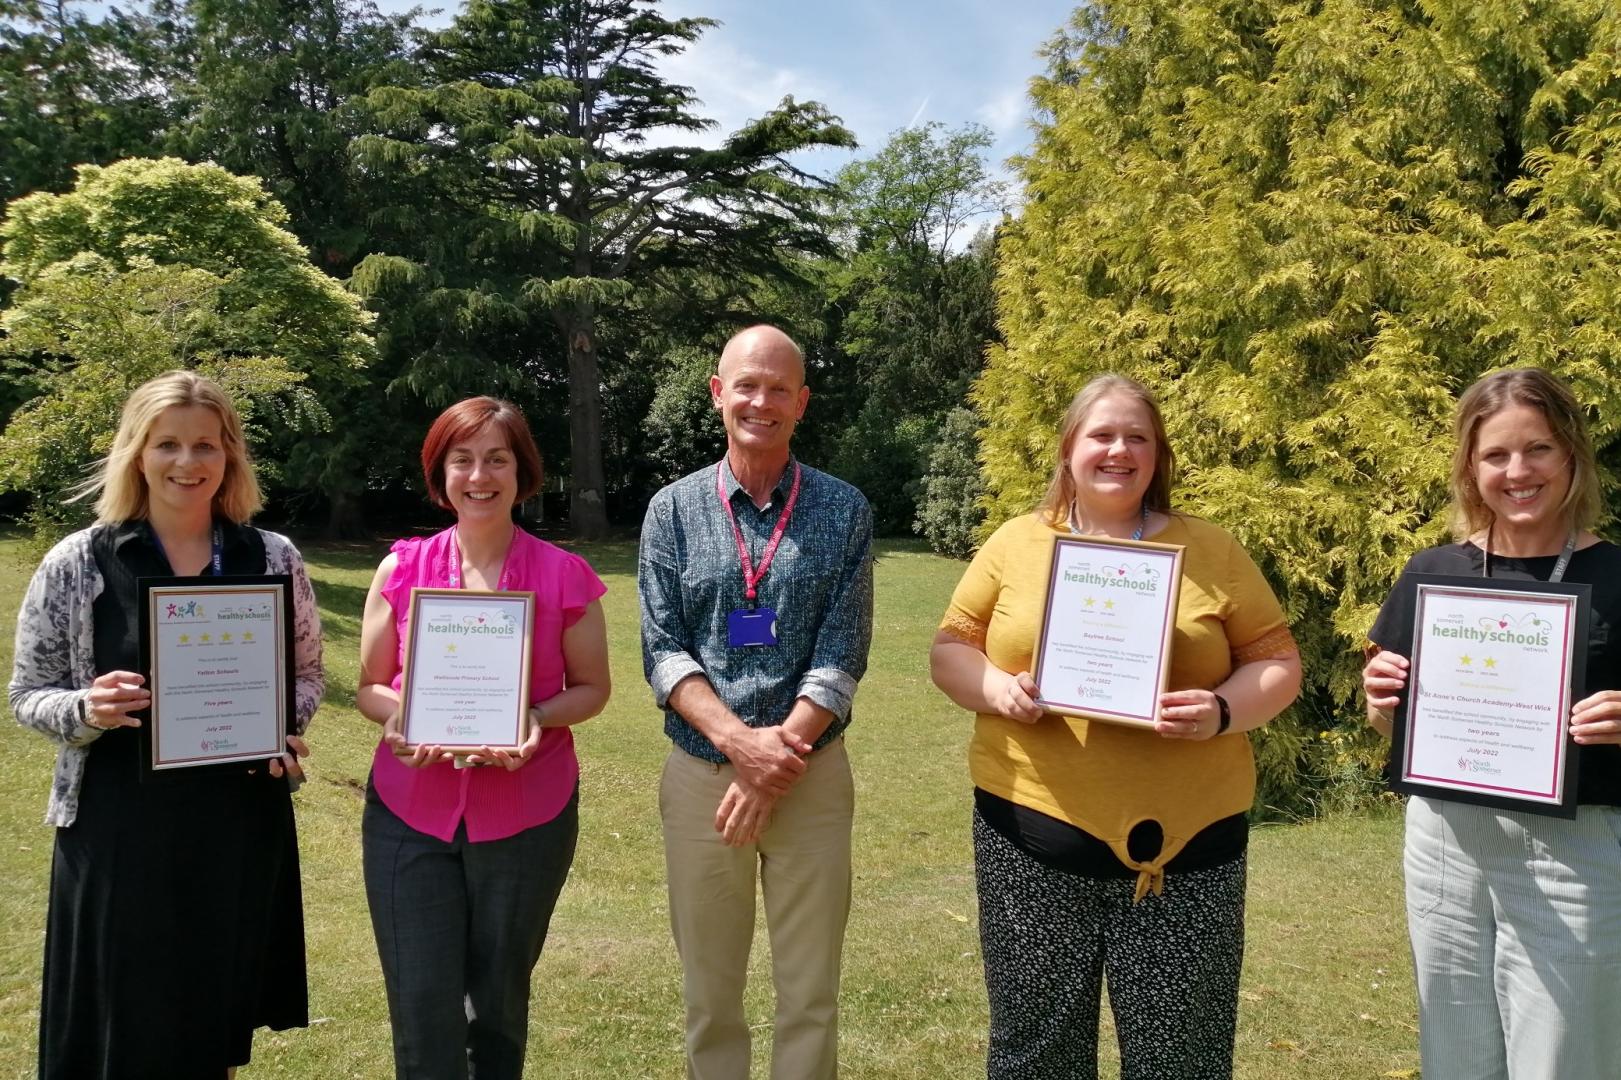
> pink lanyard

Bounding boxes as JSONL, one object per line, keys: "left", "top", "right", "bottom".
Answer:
{"left": 446, "top": 527, "right": 515, "bottom": 591}
{"left": 717, "top": 460, "right": 801, "bottom": 602}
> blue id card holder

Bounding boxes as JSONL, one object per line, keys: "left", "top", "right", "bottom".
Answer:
{"left": 728, "top": 606, "right": 779, "bottom": 647}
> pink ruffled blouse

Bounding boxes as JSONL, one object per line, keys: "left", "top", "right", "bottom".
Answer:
{"left": 370, "top": 526, "right": 606, "bottom": 842}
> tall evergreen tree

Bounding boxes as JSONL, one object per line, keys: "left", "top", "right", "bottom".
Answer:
{"left": 980, "top": 0, "right": 1621, "bottom": 813}
{"left": 157, "top": 0, "right": 422, "bottom": 532}
{"left": 172, "top": 0, "right": 416, "bottom": 272}
{"left": 0, "top": 0, "right": 178, "bottom": 205}
{"left": 353, "top": 0, "right": 853, "bottom": 538}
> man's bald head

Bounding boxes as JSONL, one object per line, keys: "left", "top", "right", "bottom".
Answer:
{"left": 717, "top": 325, "right": 805, "bottom": 387}
{"left": 710, "top": 324, "right": 811, "bottom": 461}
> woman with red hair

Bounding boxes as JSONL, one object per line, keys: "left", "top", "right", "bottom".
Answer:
{"left": 356, "top": 397, "right": 611, "bottom": 1079}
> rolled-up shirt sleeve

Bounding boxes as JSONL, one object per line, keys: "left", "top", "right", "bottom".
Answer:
{"left": 640, "top": 492, "right": 704, "bottom": 709}
{"left": 796, "top": 498, "right": 874, "bottom": 721}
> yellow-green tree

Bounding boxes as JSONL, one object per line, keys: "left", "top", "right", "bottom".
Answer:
{"left": 0, "top": 158, "right": 373, "bottom": 526}
{"left": 981, "top": 0, "right": 1621, "bottom": 813}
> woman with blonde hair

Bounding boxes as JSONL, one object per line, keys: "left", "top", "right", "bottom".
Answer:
{"left": 1363, "top": 367, "right": 1621, "bottom": 1079}
{"left": 929, "top": 373, "right": 1302, "bottom": 1079}
{"left": 10, "top": 370, "right": 322, "bottom": 1079}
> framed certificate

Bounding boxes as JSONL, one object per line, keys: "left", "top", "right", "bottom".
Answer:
{"left": 136, "top": 575, "right": 294, "bottom": 773}
{"left": 399, "top": 588, "right": 535, "bottom": 752}
{"left": 1030, "top": 535, "right": 1185, "bottom": 728}
{"left": 1391, "top": 574, "right": 1589, "bottom": 818}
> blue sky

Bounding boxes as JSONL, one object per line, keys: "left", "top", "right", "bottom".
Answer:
{"left": 647, "top": 1, "right": 1077, "bottom": 172}
{"left": 388, "top": 0, "right": 1079, "bottom": 187}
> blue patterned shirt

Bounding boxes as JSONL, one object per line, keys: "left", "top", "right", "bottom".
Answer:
{"left": 638, "top": 456, "right": 874, "bottom": 762}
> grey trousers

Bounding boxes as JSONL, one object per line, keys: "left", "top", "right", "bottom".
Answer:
{"left": 1405, "top": 796, "right": 1621, "bottom": 1080}
{"left": 362, "top": 784, "right": 579, "bottom": 1080}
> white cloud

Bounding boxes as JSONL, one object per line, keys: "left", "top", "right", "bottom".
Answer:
{"left": 654, "top": 33, "right": 836, "bottom": 149}
{"left": 976, "top": 86, "right": 1028, "bottom": 141}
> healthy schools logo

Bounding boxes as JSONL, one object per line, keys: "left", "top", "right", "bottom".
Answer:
{"left": 425, "top": 609, "right": 520, "bottom": 637}
{"left": 1430, "top": 610, "right": 1551, "bottom": 648}
{"left": 1062, "top": 560, "right": 1162, "bottom": 594}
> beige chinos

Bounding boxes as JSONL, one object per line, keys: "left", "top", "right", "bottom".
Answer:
{"left": 660, "top": 739, "right": 854, "bottom": 1080}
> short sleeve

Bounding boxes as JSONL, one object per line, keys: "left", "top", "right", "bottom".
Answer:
{"left": 382, "top": 537, "right": 423, "bottom": 614}
{"left": 557, "top": 551, "right": 607, "bottom": 628}
{"left": 1368, "top": 552, "right": 1429, "bottom": 657}
{"left": 1221, "top": 532, "right": 1296, "bottom": 663}
{"left": 938, "top": 521, "right": 1010, "bottom": 650}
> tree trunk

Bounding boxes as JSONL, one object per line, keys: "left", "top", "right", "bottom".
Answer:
{"left": 564, "top": 302, "right": 610, "bottom": 540}
{"left": 323, "top": 487, "right": 367, "bottom": 540}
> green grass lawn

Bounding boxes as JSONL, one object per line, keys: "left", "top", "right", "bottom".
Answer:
{"left": 0, "top": 533, "right": 1420, "bottom": 1079}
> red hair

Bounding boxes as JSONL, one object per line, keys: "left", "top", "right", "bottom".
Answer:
{"left": 420, "top": 397, "right": 544, "bottom": 509}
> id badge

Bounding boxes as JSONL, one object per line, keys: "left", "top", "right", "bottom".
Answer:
{"left": 728, "top": 606, "right": 779, "bottom": 647}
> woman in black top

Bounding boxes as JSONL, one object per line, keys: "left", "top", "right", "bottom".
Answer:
{"left": 10, "top": 371, "right": 323, "bottom": 1080}
{"left": 1362, "top": 368, "right": 1621, "bottom": 1080}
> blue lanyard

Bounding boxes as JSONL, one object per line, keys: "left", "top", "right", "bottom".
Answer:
{"left": 151, "top": 523, "right": 224, "bottom": 576}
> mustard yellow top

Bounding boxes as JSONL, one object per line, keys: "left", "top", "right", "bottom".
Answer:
{"left": 940, "top": 513, "right": 1295, "bottom": 895}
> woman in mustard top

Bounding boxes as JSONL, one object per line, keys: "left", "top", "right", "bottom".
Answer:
{"left": 930, "top": 375, "right": 1302, "bottom": 1080}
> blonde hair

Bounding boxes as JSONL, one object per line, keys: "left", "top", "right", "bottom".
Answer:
{"left": 1037, "top": 374, "right": 1175, "bottom": 525}
{"left": 90, "top": 370, "right": 263, "bottom": 524}
{"left": 1449, "top": 368, "right": 1600, "bottom": 539}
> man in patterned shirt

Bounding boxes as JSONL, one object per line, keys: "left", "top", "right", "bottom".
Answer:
{"left": 638, "top": 324, "right": 874, "bottom": 1080}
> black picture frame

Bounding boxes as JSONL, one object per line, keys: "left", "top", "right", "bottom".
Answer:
{"left": 1389, "top": 573, "right": 1589, "bottom": 819}
{"left": 135, "top": 574, "right": 295, "bottom": 781}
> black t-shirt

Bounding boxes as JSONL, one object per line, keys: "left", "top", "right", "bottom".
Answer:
{"left": 1369, "top": 540, "right": 1621, "bottom": 806}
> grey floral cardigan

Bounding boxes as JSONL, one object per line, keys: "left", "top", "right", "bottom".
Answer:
{"left": 9, "top": 527, "right": 324, "bottom": 827}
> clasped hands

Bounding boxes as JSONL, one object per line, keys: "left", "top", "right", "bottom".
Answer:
{"left": 84, "top": 669, "right": 309, "bottom": 781}
{"left": 994, "top": 670, "right": 1224, "bottom": 740}
{"left": 714, "top": 725, "right": 814, "bottom": 847}
{"left": 1364, "top": 649, "right": 1621, "bottom": 744}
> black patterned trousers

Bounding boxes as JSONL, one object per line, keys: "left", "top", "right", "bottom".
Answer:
{"left": 972, "top": 807, "right": 1246, "bottom": 1080}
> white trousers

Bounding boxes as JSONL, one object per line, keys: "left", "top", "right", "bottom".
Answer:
{"left": 1404, "top": 795, "right": 1621, "bottom": 1080}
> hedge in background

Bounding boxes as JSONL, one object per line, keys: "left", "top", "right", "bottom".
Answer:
{"left": 980, "top": 0, "right": 1621, "bottom": 815}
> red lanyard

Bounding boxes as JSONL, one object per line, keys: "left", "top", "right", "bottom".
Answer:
{"left": 717, "top": 460, "right": 801, "bottom": 602}
{"left": 447, "top": 527, "right": 515, "bottom": 591}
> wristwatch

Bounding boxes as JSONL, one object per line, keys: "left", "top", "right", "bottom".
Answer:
{"left": 1214, "top": 694, "right": 1232, "bottom": 735}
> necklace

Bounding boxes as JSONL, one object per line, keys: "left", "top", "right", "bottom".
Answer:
{"left": 1070, "top": 501, "right": 1149, "bottom": 541}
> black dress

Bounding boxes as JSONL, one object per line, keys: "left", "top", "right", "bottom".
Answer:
{"left": 39, "top": 521, "right": 308, "bottom": 1080}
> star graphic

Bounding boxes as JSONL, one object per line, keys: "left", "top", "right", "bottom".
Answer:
{"left": 242, "top": 631, "right": 254, "bottom": 642}
{"left": 446, "top": 644, "right": 458, "bottom": 655}
{"left": 1103, "top": 599, "right": 1115, "bottom": 611}
{"left": 178, "top": 633, "right": 190, "bottom": 644}
{"left": 1084, "top": 596, "right": 1096, "bottom": 607}
{"left": 1483, "top": 657, "right": 1497, "bottom": 669}
{"left": 1459, "top": 654, "right": 1472, "bottom": 666}
{"left": 200, "top": 633, "right": 212, "bottom": 644}
{"left": 221, "top": 632, "right": 233, "bottom": 642}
